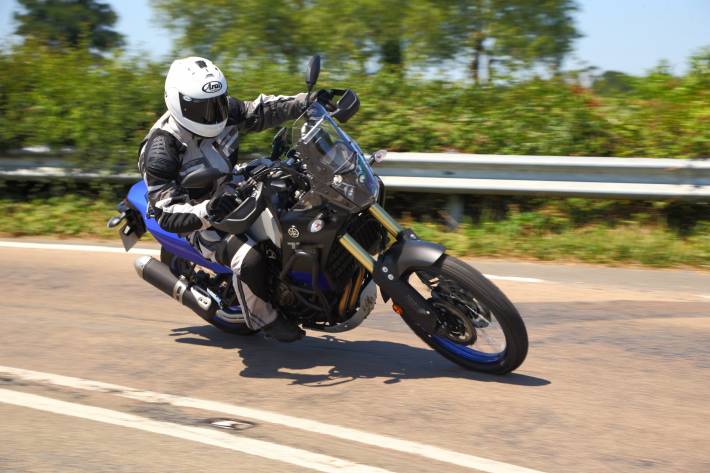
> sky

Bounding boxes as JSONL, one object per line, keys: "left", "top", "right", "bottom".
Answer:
{"left": 0, "top": 0, "right": 708, "bottom": 76}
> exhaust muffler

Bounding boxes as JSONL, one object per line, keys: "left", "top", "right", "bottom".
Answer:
{"left": 134, "top": 256, "right": 215, "bottom": 321}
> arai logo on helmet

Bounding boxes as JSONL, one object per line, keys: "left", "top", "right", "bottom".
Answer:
{"left": 202, "top": 81, "right": 223, "bottom": 93}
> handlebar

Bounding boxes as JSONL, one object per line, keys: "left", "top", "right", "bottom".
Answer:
{"left": 237, "top": 159, "right": 309, "bottom": 196}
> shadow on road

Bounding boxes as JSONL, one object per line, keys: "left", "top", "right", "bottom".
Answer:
{"left": 171, "top": 325, "right": 550, "bottom": 387}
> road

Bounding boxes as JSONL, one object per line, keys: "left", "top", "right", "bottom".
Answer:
{"left": 0, "top": 240, "right": 709, "bottom": 472}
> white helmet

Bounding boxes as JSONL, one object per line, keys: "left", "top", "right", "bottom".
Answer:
{"left": 164, "top": 57, "right": 228, "bottom": 138}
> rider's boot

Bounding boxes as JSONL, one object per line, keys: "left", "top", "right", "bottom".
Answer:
{"left": 262, "top": 316, "right": 305, "bottom": 342}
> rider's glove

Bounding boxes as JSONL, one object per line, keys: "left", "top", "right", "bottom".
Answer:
{"left": 206, "top": 194, "right": 239, "bottom": 220}
{"left": 309, "top": 89, "right": 335, "bottom": 109}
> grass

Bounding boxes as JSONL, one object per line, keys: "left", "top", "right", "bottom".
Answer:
{"left": 0, "top": 196, "right": 118, "bottom": 239}
{"left": 1, "top": 195, "right": 709, "bottom": 269}
{"left": 411, "top": 220, "right": 710, "bottom": 269}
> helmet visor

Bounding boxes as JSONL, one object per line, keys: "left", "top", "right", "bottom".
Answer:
{"left": 179, "top": 93, "right": 228, "bottom": 125}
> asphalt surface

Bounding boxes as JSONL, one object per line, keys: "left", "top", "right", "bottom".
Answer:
{"left": 1, "top": 240, "right": 709, "bottom": 472}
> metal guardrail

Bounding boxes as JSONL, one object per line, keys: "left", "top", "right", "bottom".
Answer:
{"left": 376, "top": 153, "right": 710, "bottom": 199}
{"left": 2, "top": 152, "right": 710, "bottom": 200}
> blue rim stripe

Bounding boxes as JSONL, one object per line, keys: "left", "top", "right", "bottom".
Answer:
{"left": 432, "top": 336, "right": 505, "bottom": 363}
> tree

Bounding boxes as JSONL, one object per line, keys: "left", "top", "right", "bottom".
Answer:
{"left": 152, "top": 0, "right": 307, "bottom": 71}
{"left": 151, "top": 0, "right": 578, "bottom": 80}
{"left": 152, "top": 0, "right": 444, "bottom": 71}
{"left": 415, "top": 0, "right": 580, "bottom": 83}
{"left": 592, "top": 71, "right": 636, "bottom": 96}
{"left": 299, "top": 0, "right": 410, "bottom": 69}
{"left": 14, "top": 0, "right": 124, "bottom": 51}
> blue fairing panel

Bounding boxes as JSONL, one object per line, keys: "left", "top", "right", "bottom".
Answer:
{"left": 126, "top": 180, "right": 231, "bottom": 274}
{"left": 288, "top": 271, "right": 331, "bottom": 291}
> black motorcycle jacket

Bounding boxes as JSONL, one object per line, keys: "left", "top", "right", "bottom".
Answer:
{"left": 138, "top": 93, "right": 308, "bottom": 234}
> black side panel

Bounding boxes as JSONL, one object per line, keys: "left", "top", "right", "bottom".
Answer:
{"left": 325, "top": 214, "right": 384, "bottom": 287}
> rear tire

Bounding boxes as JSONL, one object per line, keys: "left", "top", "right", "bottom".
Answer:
{"left": 160, "top": 248, "right": 257, "bottom": 336}
{"left": 404, "top": 255, "right": 528, "bottom": 374}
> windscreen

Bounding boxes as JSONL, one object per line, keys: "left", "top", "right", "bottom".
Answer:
{"left": 293, "top": 103, "right": 379, "bottom": 209}
{"left": 301, "top": 116, "right": 357, "bottom": 174}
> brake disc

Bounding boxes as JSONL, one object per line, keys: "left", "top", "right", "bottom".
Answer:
{"left": 432, "top": 299, "right": 477, "bottom": 345}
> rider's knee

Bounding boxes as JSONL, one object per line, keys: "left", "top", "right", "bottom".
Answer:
{"left": 233, "top": 246, "right": 262, "bottom": 275}
{"left": 214, "top": 234, "right": 244, "bottom": 266}
{"left": 232, "top": 246, "right": 268, "bottom": 299}
{"left": 214, "top": 234, "right": 266, "bottom": 287}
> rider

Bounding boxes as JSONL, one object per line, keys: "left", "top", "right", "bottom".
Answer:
{"left": 138, "top": 56, "right": 331, "bottom": 342}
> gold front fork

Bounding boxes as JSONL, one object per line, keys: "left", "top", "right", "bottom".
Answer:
{"left": 368, "top": 203, "right": 402, "bottom": 237}
{"left": 338, "top": 204, "right": 404, "bottom": 273}
{"left": 338, "top": 234, "right": 375, "bottom": 273}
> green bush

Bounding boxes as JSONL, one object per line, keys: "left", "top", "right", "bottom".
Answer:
{"left": 1, "top": 43, "right": 709, "bottom": 171}
{"left": 0, "top": 41, "right": 164, "bottom": 169}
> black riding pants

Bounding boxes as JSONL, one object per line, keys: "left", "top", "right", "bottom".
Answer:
{"left": 188, "top": 229, "right": 278, "bottom": 329}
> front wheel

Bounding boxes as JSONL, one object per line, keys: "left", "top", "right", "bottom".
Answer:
{"left": 403, "top": 255, "right": 528, "bottom": 374}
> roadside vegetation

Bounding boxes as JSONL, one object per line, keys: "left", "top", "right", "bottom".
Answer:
{"left": 1, "top": 42, "right": 709, "bottom": 167}
{"left": 1, "top": 1, "right": 709, "bottom": 268}
{"left": 2, "top": 192, "right": 710, "bottom": 269}
{"left": 0, "top": 195, "right": 117, "bottom": 239}
{"left": 412, "top": 219, "right": 710, "bottom": 269}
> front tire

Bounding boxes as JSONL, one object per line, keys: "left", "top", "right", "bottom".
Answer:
{"left": 160, "top": 248, "right": 257, "bottom": 336}
{"left": 403, "top": 255, "right": 528, "bottom": 374}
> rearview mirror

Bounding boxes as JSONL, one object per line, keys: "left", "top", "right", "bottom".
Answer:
{"left": 332, "top": 89, "right": 360, "bottom": 123}
{"left": 368, "top": 149, "right": 387, "bottom": 166}
{"left": 305, "top": 55, "right": 321, "bottom": 90}
{"left": 181, "top": 166, "right": 225, "bottom": 189}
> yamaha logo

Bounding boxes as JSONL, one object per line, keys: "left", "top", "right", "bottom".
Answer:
{"left": 287, "top": 226, "right": 300, "bottom": 239}
{"left": 202, "top": 81, "right": 223, "bottom": 93}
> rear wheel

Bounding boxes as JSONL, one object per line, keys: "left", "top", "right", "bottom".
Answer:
{"left": 160, "top": 248, "right": 257, "bottom": 336}
{"left": 404, "top": 255, "right": 528, "bottom": 374}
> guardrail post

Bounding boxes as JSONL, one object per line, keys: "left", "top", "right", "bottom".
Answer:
{"left": 444, "top": 195, "right": 464, "bottom": 229}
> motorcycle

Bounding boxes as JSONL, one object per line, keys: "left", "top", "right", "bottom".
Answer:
{"left": 108, "top": 56, "right": 528, "bottom": 374}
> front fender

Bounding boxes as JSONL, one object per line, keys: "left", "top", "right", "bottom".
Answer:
{"left": 380, "top": 232, "right": 445, "bottom": 279}
{"left": 371, "top": 232, "right": 445, "bottom": 333}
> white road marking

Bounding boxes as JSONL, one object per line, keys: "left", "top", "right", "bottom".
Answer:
{"left": 0, "top": 240, "right": 545, "bottom": 283}
{"left": 0, "top": 365, "right": 546, "bottom": 473}
{"left": 699, "top": 295, "right": 710, "bottom": 299}
{"left": 483, "top": 275, "right": 544, "bottom": 284}
{"left": 0, "top": 240, "right": 160, "bottom": 256}
{"left": 0, "top": 388, "right": 392, "bottom": 473}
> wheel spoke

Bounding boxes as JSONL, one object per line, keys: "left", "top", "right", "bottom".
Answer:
{"left": 477, "top": 328, "right": 504, "bottom": 352}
